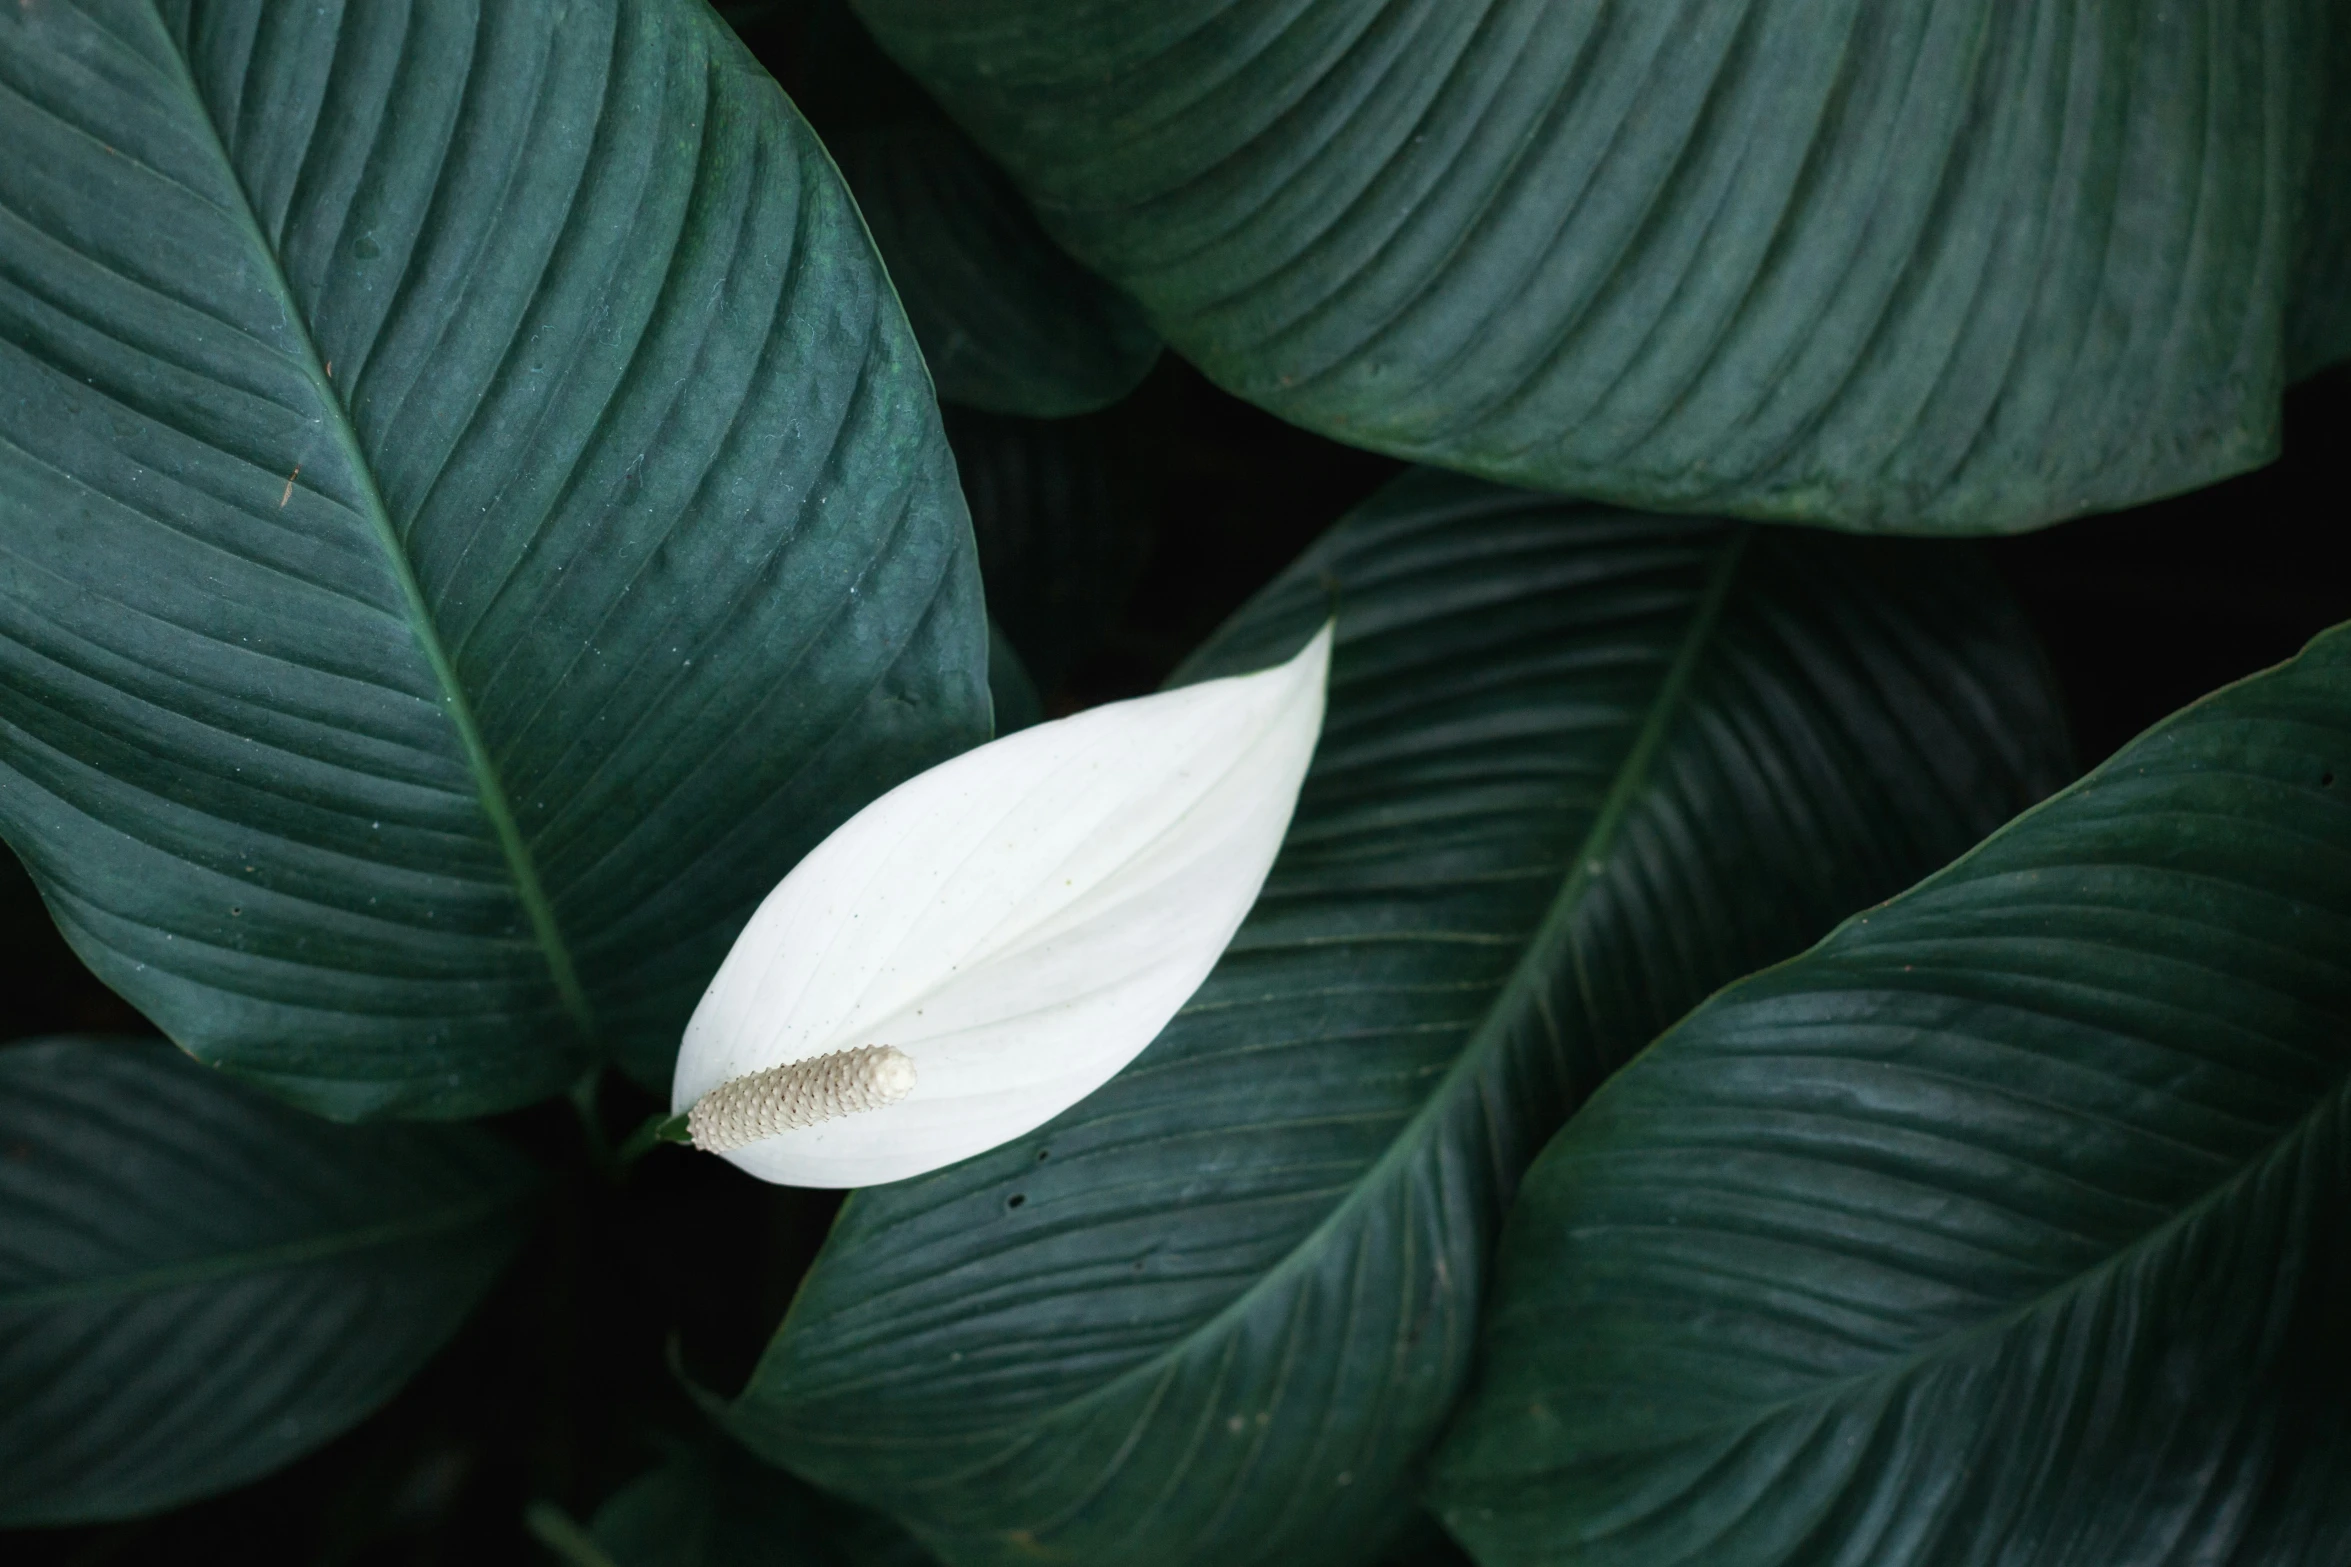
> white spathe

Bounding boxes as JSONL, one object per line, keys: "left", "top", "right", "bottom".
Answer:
{"left": 672, "top": 623, "right": 1334, "bottom": 1187}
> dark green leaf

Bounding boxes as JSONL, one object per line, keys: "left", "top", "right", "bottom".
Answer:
{"left": 529, "top": 1501, "right": 626, "bottom": 1567}
{"left": 0, "top": 0, "right": 988, "bottom": 1116}
{"left": 724, "top": 470, "right": 2071, "bottom": 1567}
{"left": 834, "top": 123, "right": 1160, "bottom": 418}
{"left": 589, "top": 1438, "right": 933, "bottom": 1567}
{"left": 1431, "top": 626, "right": 2351, "bottom": 1566}
{"left": 2289, "top": 17, "right": 2351, "bottom": 376}
{"left": 724, "top": 1, "right": 1159, "bottom": 417}
{"left": 855, "top": 0, "right": 2351, "bottom": 531}
{"left": 0, "top": 1036, "right": 535, "bottom": 1525}
{"left": 949, "top": 407, "right": 1153, "bottom": 693}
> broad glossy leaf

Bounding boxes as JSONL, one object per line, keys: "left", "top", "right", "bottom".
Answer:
{"left": 672, "top": 625, "right": 1328, "bottom": 1188}
{"left": 724, "top": 471, "right": 2071, "bottom": 1567}
{"left": 725, "top": 1, "right": 1160, "bottom": 418}
{"left": 0, "top": 1036, "right": 534, "bottom": 1525}
{"left": 1431, "top": 625, "right": 2351, "bottom": 1566}
{"left": 949, "top": 408, "right": 1153, "bottom": 693}
{"left": 855, "top": 0, "right": 2351, "bottom": 532}
{"left": 0, "top": 0, "right": 988, "bottom": 1116}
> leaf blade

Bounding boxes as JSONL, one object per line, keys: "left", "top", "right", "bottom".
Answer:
{"left": 0, "top": 1036, "right": 537, "bottom": 1525}
{"left": 726, "top": 471, "right": 2072, "bottom": 1567}
{"left": 722, "top": 1, "right": 1161, "bottom": 418}
{"left": 0, "top": 0, "right": 988, "bottom": 1114}
{"left": 853, "top": 0, "right": 2350, "bottom": 531}
{"left": 834, "top": 121, "right": 1161, "bottom": 418}
{"left": 1431, "top": 626, "right": 2351, "bottom": 1565}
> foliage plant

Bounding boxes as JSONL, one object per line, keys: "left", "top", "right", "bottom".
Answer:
{"left": 0, "top": 2, "right": 2343, "bottom": 1564}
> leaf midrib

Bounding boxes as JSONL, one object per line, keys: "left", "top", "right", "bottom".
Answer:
{"left": 0, "top": 1185, "right": 523, "bottom": 1312}
{"left": 139, "top": 3, "right": 593, "bottom": 1041}
{"left": 795, "top": 526, "right": 1755, "bottom": 1445}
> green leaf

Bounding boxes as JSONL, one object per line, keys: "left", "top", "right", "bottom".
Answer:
{"left": 833, "top": 122, "right": 1161, "bottom": 418}
{"left": 723, "top": 470, "right": 2072, "bottom": 1567}
{"left": 530, "top": 1501, "right": 627, "bottom": 1567}
{"left": 584, "top": 1437, "right": 934, "bottom": 1567}
{"left": 2289, "top": 17, "right": 2351, "bottom": 375}
{"left": 854, "top": 0, "right": 2351, "bottom": 532}
{"left": 724, "top": 1, "right": 1160, "bottom": 418}
{"left": 1430, "top": 626, "right": 2351, "bottom": 1566}
{"left": 0, "top": 1036, "right": 535, "bottom": 1525}
{"left": 0, "top": 0, "right": 988, "bottom": 1116}
{"left": 949, "top": 407, "right": 1153, "bottom": 693}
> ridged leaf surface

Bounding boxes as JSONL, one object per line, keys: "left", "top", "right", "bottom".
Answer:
{"left": 854, "top": 0, "right": 2351, "bottom": 532}
{"left": 725, "top": 470, "right": 2072, "bottom": 1567}
{"left": 834, "top": 123, "right": 1161, "bottom": 418}
{"left": 0, "top": 1036, "right": 535, "bottom": 1525}
{"left": 726, "top": 0, "right": 1160, "bottom": 418}
{"left": 0, "top": 0, "right": 988, "bottom": 1115}
{"left": 1432, "top": 625, "right": 2351, "bottom": 1566}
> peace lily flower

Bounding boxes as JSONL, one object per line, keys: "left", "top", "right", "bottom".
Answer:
{"left": 667, "top": 623, "right": 1334, "bottom": 1188}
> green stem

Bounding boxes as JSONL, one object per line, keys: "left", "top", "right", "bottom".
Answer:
{"left": 617, "top": 1110, "right": 695, "bottom": 1169}
{"left": 523, "top": 1501, "right": 621, "bottom": 1567}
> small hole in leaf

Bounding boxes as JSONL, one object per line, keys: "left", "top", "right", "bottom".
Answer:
{"left": 2324, "top": 770, "right": 2337, "bottom": 788}
{"left": 1036, "top": 1147, "right": 1051, "bottom": 1162}
{"left": 1006, "top": 1193, "right": 1025, "bottom": 1210}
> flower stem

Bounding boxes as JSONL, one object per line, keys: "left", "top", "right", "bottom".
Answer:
{"left": 616, "top": 1110, "right": 694, "bottom": 1168}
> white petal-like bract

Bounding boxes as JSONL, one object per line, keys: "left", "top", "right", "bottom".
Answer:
{"left": 672, "top": 623, "right": 1333, "bottom": 1187}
